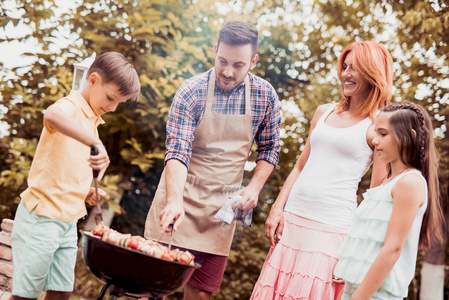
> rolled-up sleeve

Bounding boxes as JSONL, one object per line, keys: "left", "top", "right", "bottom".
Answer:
{"left": 255, "top": 87, "right": 281, "bottom": 166}
{"left": 165, "top": 83, "right": 197, "bottom": 168}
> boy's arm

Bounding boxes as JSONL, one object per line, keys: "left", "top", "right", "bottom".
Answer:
{"left": 44, "top": 105, "right": 110, "bottom": 180}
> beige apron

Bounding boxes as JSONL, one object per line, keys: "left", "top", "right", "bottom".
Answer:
{"left": 145, "top": 70, "right": 252, "bottom": 255}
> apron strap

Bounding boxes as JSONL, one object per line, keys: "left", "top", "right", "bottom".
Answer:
{"left": 244, "top": 75, "right": 251, "bottom": 116}
{"left": 205, "top": 71, "right": 215, "bottom": 113}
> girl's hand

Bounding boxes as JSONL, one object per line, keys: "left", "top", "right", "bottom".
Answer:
{"left": 85, "top": 187, "right": 107, "bottom": 205}
{"left": 332, "top": 275, "right": 345, "bottom": 284}
{"left": 265, "top": 204, "right": 284, "bottom": 246}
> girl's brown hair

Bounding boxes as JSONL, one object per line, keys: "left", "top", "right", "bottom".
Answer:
{"left": 336, "top": 41, "right": 394, "bottom": 120}
{"left": 88, "top": 52, "right": 141, "bottom": 102}
{"left": 381, "top": 102, "right": 444, "bottom": 249}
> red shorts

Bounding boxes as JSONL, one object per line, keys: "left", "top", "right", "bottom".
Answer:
{"left": 185, "top": 249, "right": 228, "bottom": 293}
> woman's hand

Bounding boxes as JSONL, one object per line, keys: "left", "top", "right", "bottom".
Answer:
{"left": 265, "top": 204, "right": 284, "bottom": 246}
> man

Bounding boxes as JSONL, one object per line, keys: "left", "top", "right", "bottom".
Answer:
{"left": 144, "top": 20, "right": 281, "bottom": 300}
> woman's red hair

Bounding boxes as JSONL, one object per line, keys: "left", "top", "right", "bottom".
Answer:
{"left": 336, "top": 41, "right": 394, "bottom": 120}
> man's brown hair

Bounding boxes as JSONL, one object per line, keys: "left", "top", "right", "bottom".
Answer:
{"left": 217, "top": 21, "right": 259, "bottom": 58}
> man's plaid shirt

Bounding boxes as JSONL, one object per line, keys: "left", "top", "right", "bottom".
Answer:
{"left": 166, "top": 69, "right": 281, "bottom": 168}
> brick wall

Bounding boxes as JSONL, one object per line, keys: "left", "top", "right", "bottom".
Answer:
{"left": 0, "top": 219, "right": 13, "bottom": 292}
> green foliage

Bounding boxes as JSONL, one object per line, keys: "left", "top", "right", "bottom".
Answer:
{"left": 1, "top": 0, "right": 448, "bottom": 299}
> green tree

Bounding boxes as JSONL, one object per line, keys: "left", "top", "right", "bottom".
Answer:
{"left": 1, "top": 0, "right": 448, "bottom": 299}
{"left": 0, "top": 0, "right": 75, "bottom": 219}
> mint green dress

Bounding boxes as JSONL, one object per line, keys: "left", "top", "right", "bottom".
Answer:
{"left": 334, "top": 170, "right": 427, "bottom": 299}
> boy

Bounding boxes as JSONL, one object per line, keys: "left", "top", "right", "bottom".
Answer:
{"left": 10, "top": 52, "right": 141, "bottom": 300}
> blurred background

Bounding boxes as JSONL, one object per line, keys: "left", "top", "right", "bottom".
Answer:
{"left": 0, "top": 0, "right": 448, "bottom": 299}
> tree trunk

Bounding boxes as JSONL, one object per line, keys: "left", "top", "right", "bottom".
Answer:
{"left": 419, "top": 235, "right": 447, "bottom": 300}
{"left": 420, "top": 128, "right": 449, "bottom": 300}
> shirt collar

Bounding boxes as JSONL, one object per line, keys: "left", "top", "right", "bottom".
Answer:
{"left": 66, "top": 90, "right": 105, "bottom": 125}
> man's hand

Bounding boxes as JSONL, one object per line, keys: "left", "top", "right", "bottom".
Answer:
{"left": 230, "top": 185, "right": 259, "bottom": 211}
{"left": 85, "top": 187, "right": 107, "bottom": 206}
{"left": 89, "top": 143, "right": 110, "bottom": 180}
{"left": 160, "top": 201, "right": 185, "bottom": 233}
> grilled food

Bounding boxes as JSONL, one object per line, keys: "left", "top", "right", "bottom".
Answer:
{"left": 91, "top": 224, "right": 195, "bottom": 265}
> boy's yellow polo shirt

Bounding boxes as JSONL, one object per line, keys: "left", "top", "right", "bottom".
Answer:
{"left": 20, "top": 90, "right": 104, "bottom": 223}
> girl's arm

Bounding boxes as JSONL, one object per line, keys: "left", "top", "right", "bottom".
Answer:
{"left": 350, "top": 173, "right": 426, "bottom": 299}
{"left": 264, "top": 104, "right": 330, "bottom": 246}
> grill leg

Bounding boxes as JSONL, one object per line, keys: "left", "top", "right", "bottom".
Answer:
{"left": 96, "top": 283, "right": 109, "bottom": 300}
{"left": 109, "top": 285, "right": 126, "bottom": 299}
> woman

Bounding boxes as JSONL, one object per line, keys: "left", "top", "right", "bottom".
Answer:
{"left": 251, "top": 41, "right": 394, "bottom": 300}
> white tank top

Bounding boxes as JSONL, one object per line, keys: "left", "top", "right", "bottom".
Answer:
{"left": 284, "top": 104, "right": 373, "bottom": 229}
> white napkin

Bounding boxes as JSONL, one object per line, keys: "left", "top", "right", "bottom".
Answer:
{"left": 214, "top": 195, "right": 253, "bottom": 228}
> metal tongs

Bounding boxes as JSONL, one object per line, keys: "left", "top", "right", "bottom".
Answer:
{"left": 90, "top": 144, "right": 103, "bottom": 226}
{"left": 158, "top": 220, "right": 175, "bottom": 251}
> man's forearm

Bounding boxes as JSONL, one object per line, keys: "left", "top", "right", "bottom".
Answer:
{"left": 165, "top": 159, "right": 188, "bottom": 205}
{"left": 247, "top": 160, "right": 275, "bottom": 193}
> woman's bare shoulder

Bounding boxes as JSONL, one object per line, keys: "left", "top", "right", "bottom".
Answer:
{"left": 314, "top": 103, "right": 333, "bottom": 118}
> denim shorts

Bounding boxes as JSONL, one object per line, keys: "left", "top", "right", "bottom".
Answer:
{"left": 11, "top": 201, "right": 78, "bottom": 298}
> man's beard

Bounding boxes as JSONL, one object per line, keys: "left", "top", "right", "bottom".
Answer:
{"left": 217, "top": 74, "right": 236, "bottom": 92}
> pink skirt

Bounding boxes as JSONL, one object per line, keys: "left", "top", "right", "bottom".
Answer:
{"left": 250, "top": 212, "right": 346, "bottom": 300}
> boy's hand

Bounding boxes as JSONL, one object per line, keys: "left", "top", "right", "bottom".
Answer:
{"left": 85, "top": 187, "right": 107, "bottom": 205}
{"left": 89, "top": 143, "right": 110, "bottom": 180}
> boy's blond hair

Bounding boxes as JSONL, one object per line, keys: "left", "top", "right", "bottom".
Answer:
{"left": 88, "top": 52, "right": 141, "bottom": 102}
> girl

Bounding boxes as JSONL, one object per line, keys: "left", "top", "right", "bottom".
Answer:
{"left": 251, "top": 41, "right": 393, "bottom": 299}
{"left": 333, "top": 102, "right": 445, "bottom": 299}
